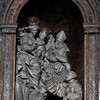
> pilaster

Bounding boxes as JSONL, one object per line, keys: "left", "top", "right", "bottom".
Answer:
{"left": 0, "top": 23, "right": 17, "bottom": 100}
{"left": 83, "top": 23, "right": 99, "bottom": 100}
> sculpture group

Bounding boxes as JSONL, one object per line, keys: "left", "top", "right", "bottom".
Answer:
{"left": 15, "top": 17, "right": 82, "bottom": 100}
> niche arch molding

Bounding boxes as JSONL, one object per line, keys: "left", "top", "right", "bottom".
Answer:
{"left": 1, "top": 0, "right": 98, "bottom": 23}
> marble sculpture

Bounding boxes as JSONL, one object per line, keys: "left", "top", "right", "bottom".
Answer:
{"left": 15, "top": 17, "right": 82, "bottom": 100}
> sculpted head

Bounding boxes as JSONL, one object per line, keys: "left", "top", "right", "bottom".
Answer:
{"left": 20, "top": 35, "right": 35, "bottom": 51}
{"left": 55, "top": 31, "right": 66, "bottom": 48}
{"left": 56, "top": 31, "right": 66, "bottom": 42}
{"left": 28, "top": 17, "right": 40, "bottom": 36}
{"left": 48, "top": 35, "right": 55, "bottom": 42}
{"left": 18, "top": 27, "right": 28, "bottom": 37}
{"left": 39, "top": 27, "right": 51, "bottom": 39}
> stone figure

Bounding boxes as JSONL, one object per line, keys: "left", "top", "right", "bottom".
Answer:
{"left": 65, "top": 71, "right": 82, "bottom": 100}
{"left": 27, "top": 17, "right": 40, "bottom": 38}
{"left": 32, "top": 27, "right": 50, "bottom": 59}
{"left": 45, "top": 34, "right": 55, "bottom": 51}
{"left": 16, "top": 17, "right": 44, "bottom": 100}
{"left": 18, "top": 27, "right": 28, "bottom": 37}
{"left": 16, "top": 17, "right": 82, "bottom": 100}
{"left": 44, "top": 31, "right": 70, "bottom": 83}
{"left": 40, "top": 32, "right": 67, "bottom": 98}
{"left": 55, "top": 31, "right": 70, "bottom": 71}
{"left": 16, "top": 35, "right": 36, "bottom": 100}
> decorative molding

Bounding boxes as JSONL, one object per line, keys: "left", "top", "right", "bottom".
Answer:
{"left": 1, "top": 33, "right": 16, "bottom": 100}
{"left": 4, "top": 35, "right": 11, "bottom": 100}
{"left": 81, "top": 1, "right": 94, "bottom": 23}
{"left": 0, "top": 0, "right": 98, "bottom": 23}
{"left": 4, "top": 0, "right": 28, "bottom": 23}
{"left": 72, "top": 0, "right": 98, "bottom": 23}
{"left": 83, "top": 23, "right": 100, "bottom": 33}
{"left": 84, "top": 33, "right": 89, "bottom": 100}
{"left": 92, "top": 0, "right": 100, "bottom": 22}
{"left": 89, "top": 35, "right": 95, "bottom": 100}
{"left": 0, "top": 0, "right": 12, "bottom": 23}
{"left": 0, "top": 24, "right": 17, "bottom": 33}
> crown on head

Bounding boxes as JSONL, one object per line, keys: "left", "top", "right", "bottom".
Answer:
{"left": 41, "top": 27, "right": 51, "bottom": 33}
{"left": 27, "top": 17, "right": 40, "bottom": 26}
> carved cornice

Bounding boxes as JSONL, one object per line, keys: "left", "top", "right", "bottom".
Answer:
{"left": 0, "top": 23, "right": 17, "bottom": 33}
{"left": 83, "top": 23, "right": 100, "bottom": 33}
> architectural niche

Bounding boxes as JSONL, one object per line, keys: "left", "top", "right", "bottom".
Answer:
{"left": 0, "top": 0, "right": 100, "bottom": 100}
{"left": 16, "top": 16, "right": 83, "bottom": 100}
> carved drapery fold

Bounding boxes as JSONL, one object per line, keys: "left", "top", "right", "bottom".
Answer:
{"left": 15, "top": 18, "right": 83, "bottom": 100}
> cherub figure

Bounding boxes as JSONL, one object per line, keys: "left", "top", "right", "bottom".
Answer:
{"left": 33, "top": 27, "right": 51, "bottom": 59}
{"left": 44, "top": 34, "right": 57, "bottom": 63}
{"left": 45, "top": 34, "right": 55, "bottom": 51}
{"left": 18, "top": 27, "right": 28, "bottom": 37}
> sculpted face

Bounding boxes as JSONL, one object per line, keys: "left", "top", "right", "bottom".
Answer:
{"left": 39, "top": 32, "right": 47, "bottom": 39}
{"left": 29, "top": 26, "right": 39, "bottom": 36}
{"left": 31, "top": 29, "right": 38, "bottom": 35}
{"left": 55, "top": 40, "right": 64, "bottom": 48}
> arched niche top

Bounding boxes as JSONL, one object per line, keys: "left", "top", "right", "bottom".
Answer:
{"left": 2, "top": 0, "right": 29, "bottom": 23}
{"left": 72, "top": 0, "right": 98, "bottom": 23}
{"left": 2, "top": 0, "right": 99, "bottom": 24}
